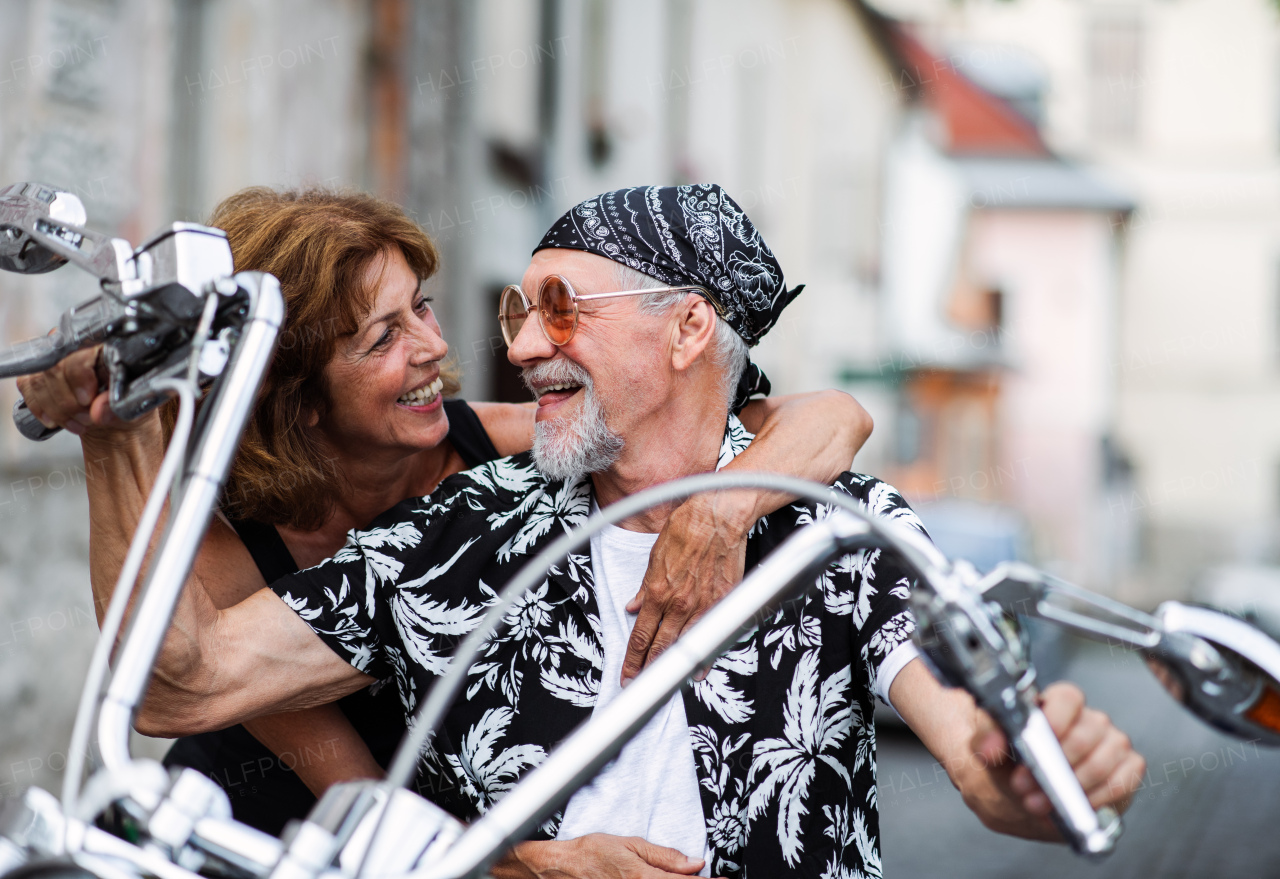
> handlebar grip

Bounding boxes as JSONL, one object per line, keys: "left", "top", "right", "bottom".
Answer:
{"left": 13, "top": 397, "right": 60, "bottom": 441}
{"left": 0, "top": 332, "right": 67, "bottom": 379}
{"left": 1012, "top": 707, "right": 1123, "bottom": 857}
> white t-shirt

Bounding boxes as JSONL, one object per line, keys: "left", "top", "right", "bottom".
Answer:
{"left": 555, "top": 520, "right": 712, "bottom": 875}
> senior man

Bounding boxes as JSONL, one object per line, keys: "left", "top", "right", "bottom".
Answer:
{"left": 141, "top": 185, "right": 1143, "bottom": 879}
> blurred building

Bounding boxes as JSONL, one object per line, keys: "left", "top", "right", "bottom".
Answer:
{"left": 872, "top": 0, "right": 1280, "bottom": 603}
{"left": 856, "top": 15, "right": 1134, "bottom": 594}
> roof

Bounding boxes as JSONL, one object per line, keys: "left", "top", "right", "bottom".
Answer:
{"left": 956, "top": 157, "right": 1135, "bottom": 213}
{"left": 889, "top": 26, "right": 1051, "bottom": 158}
{"left": 849, "top": 1, "right": 1051, "bottom": 158}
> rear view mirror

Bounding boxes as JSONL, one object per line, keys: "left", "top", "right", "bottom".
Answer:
{"left": 1146, "top": 602, "right": 1280, "bottom": 746}
{"left": 0, "top": 183, "right": 86, "bottom": 274}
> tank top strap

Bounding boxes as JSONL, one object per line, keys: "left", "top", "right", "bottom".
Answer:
{"left": 226, "top": 517, "right": 300, "bottom": 584}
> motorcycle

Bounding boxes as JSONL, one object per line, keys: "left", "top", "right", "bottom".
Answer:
{"left": 1, "top": 181, "right": 1278, "bottom": 879}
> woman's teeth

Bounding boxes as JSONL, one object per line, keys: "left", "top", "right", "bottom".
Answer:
{"left": 397, "top": 377, "right": 444, "bottom": 406}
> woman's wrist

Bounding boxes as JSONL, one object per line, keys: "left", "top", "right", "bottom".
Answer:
{"left": 79, "top": 410, "right": 163, "bottom": 456}
{"left": 678, "top": 489, "right": 756, "bottom": 543}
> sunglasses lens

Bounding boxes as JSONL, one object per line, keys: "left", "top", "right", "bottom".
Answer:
{"left": 499, "top": 285, "right": 527, "bottom": 346}
{"left": 539, "top": 276, "right": 578, "bottom": 345}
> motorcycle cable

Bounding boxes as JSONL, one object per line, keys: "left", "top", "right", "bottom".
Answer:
{"left": 60, "top": 293, "right": 220, "bottom": 820}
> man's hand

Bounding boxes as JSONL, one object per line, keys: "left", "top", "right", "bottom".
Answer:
{"left": 15, "top": 345, "right": 118, "bottom": 435}
{"left": 496, "top": 834, "right": 714, "bottom": 879}
{"left": 894, "top": 661, "right": 1146, "bottom": 844}
{"left": 964, "top": 681, "right": 1146, "bottom": 841}
{"left": 621, "top": 494, "right": 749, "bottom": 685}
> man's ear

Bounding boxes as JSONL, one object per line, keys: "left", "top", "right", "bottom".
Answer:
{"left": 670, "top": 294, "right": 717, "bottom": 372}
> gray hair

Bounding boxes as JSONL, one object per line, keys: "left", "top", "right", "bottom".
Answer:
{"left": 613, "top": 262, "right": 748, "bottom": 408}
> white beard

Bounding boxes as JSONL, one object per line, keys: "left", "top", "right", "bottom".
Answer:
{"left": 524, "top": 360, "right": 624, "bottom": 481}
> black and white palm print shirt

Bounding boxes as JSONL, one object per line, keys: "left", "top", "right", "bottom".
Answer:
{"left": 272, "top": 417, "right": 927, "bottom": 878}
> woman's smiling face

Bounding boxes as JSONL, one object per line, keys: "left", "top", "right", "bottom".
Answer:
{"left": 319, "top": 246, "right": 451, "bottom": 458}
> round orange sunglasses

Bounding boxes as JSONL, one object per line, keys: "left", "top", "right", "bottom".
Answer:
{"left": 499, "top": 273, "right": 713, "bottom": 347}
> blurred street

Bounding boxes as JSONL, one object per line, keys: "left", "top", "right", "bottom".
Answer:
{"left": 879, "top": 642, "right": 1280, "bottom": 878}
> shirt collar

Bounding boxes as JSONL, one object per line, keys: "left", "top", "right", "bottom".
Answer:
{"left": 715, "top": 413, "right": 754, "bottom": 471}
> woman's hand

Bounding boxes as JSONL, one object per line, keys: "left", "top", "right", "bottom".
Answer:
{"left": 15, "top": 345, "right": 120, "bottom": 435}
{"left": 621, "top": 389, "right": 873, "bottom": 684}
{"left": 622, "top": 494, "right": 749, "bottom": 685}
{"left": 494, "top": 834, "right": 713, "bottom": 879}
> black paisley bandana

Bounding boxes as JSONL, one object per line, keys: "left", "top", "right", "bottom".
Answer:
{"left": 534, "top": 184, "right": 804, "bottom": 412}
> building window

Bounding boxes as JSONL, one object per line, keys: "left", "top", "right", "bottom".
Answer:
{"left": 582, "top": 0, "right": 612, "bottom": 167}
{"left": 1274, "top": 259, "right": 1280, "bottom": 364}
{"left": 1087, "top": 12, "right": 1143, "bottom": 143}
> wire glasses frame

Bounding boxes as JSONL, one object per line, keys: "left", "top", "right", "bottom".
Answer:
{"left": 498, "top": 273, "right": 714, "bottom": 347}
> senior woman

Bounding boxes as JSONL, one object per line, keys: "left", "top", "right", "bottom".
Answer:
{"left": 18, "top": 187, "right": 873, "bottom": 835}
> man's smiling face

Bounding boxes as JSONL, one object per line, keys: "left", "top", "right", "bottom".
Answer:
{"left": 507, "top": 249, "right": 674, "bottom": 479}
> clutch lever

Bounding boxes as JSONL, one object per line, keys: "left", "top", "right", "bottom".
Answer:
{"left": 976, "top": 562, "right": 1162, "bottom": 651}
{"left": 0, "top": 294, "right": 126, "bottom": 379}
{"left": 910, "top": 560, "right": 1123, "bottom": 857}
{"left": 2, "top": 213, "right": 238, "bottom": 441}
{"left": 3, "top": 296, "right": 124, "bottom": 441}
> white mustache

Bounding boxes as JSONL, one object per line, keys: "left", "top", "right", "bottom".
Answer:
{"left": 522, "top": 358, "right": 592, "bottom": 394}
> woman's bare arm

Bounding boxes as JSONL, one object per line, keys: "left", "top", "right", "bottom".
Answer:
{"left": 469, "top": 400, "right": 537, "bottom": 457}
{"left": 18, "top": 349, "right": 268, "bottom": 616}
{"left": 621, "top": 388, "right": 874, "bottom": 682}
{"left": 471, "top": 389, "right": 875, "bottom": 683}
{"left": 242, "top": 708, "right": 386, "bottom": 796}
{"left": 469, "top": 389, "right": 872, "bottom": 474}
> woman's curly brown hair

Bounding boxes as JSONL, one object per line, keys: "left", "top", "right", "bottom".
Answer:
{"left": 197, "top": 186, "right": 459, "bottom": 530}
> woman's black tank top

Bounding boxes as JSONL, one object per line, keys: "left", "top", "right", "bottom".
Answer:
{"left": 162, "top": 400, "right": 501, "bottom": 834}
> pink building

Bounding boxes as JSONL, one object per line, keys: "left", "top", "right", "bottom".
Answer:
{"left": 869, "top": 20, "right": 1134, "bottom": 591}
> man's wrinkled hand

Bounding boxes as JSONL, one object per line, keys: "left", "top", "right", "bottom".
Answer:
{"left": 14, "top": 345, "right": 116, "bottom": 435}
{"left": 621, "top": 495, "right": 749, "bottom": 685}
{"left": 498, "top": 834, "right": 715, "bottom": 879}
{"left": 966, "top": 681, "right": 1146, "bottom": 841}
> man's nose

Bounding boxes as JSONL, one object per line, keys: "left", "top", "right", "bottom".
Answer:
{"left": 507, "top": 309, "right": 556, "bottom": 367}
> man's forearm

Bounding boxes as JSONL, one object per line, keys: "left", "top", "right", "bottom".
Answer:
{"left": 888, "top": 660, "right": 1043, "bottom": 835}
{"left": 139, "top": 588, "right": 374, "bottom": 738}
{"left": 891, "top": 659, "right": 1145, "bottom": 841}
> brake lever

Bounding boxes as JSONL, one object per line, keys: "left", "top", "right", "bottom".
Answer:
{"left": 909, "top": 561, "right": 1123, "bottom": 857}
